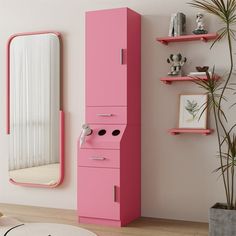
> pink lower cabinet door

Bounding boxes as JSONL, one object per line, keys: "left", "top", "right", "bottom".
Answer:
{"left": 78, "top": 167, "right": 120, "bottom": 225}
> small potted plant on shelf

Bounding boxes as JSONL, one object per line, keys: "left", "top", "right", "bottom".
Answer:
{"left": 189, "top": 0, "right": 236, "bottom": 235}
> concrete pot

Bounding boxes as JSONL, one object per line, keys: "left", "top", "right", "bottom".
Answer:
{"left": 209, "top": 203, "right": 236, "bottom": 236}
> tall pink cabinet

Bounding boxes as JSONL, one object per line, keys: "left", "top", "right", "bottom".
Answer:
{"left": 78, "top": 7, "right": 141, "bottom": 227}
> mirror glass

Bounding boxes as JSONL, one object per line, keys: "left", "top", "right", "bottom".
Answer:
{"left": 8, "top": 33, "right": 63, "bottom": 187}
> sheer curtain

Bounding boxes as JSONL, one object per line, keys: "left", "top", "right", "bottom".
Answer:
{"left": 9, "top": 34, "right": 60, "bottom": 171}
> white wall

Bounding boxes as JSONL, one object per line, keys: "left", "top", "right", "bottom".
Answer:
{"left": 0, "top": 0, "right": 232, "bottom": 222}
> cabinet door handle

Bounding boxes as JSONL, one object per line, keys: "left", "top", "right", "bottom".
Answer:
{"left": 113, "top": 185, "right": 117, "bottom": 202}
{"left": 120, "top": 48, "right": 124, "bottom": 65}
{"left": 89, "top": 157, "right": 106, "bottom": 160}
{"left": 96, "top": 113, "right": 113, "bottom": 117}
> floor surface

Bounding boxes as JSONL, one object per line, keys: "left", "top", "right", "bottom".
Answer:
{"left": 0, "top": 203, "right": 208, "bottom": 236}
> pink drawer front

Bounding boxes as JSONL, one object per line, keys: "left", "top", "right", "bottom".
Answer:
{"left": 86, "top": 107, "right": 127, "bottom": 124}
{"left": 78, "top": 149, "right": 120, "bottom": 168}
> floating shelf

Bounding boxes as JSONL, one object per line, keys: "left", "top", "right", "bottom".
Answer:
{"left": 156, "top": 33, "right": 218, "bottom": 45}
{"left": 169, "top": 128, "right": 213, "bottom": 135}
{"left": 160, "top": 75, "right": 220, "bottom": 84}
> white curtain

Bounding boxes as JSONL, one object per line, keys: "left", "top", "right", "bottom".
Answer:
{"left": 9, "top": 34, "right": 60, "bottom": 171}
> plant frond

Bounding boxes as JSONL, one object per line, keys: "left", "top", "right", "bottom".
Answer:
{"left": 228, "top": 124, "right": 236, "bottom": 135}
{"left": 197, "top": 100, "right": 208, "bottom": 120}
{"left": 211, "top": 28, "right": 227, "bottom": 48}
{"left": 189, "top": 1, "right": 226, "bottom": 19}
{"left": 230, "top": 102, "right": 236, "bottom": 108}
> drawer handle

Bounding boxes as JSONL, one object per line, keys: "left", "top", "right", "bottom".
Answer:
{"left": 113, "top": 185, "right": 117, "bottom": 202}
{"left": 96, "top": 114, "right": 113, "bottom": 117}
{"left": 89, "top": 157, "right": 106, "bottom": 160}
{"left": 120, "top": 48, "right": 124, "bottom": 65}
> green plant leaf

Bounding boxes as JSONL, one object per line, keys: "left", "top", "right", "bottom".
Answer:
{"left": 189, "top": 0, "right": 236, "bottom": 209}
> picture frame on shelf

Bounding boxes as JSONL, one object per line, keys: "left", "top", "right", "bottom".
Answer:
{"left": 178, "top": 94, "right": 208, "bottom": 129}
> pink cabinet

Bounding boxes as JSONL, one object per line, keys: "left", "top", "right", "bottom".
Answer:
{"left": 78, "top": 167, "right": 120, "bottom": 220}
{"left": 86, "top": 8, "right": 127, "bottom": 107}
{"left": 78, "top": 7, "right": 141, "bottom": 227}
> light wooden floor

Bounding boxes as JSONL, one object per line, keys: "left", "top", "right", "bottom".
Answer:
{"left": 0, "top": 203, "right": 208, "bottom": 236}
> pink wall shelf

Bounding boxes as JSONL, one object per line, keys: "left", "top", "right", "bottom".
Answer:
{"left": 156, "top": 33, "right": 218, "bottom": 45}
{"left": 169, "top": 128, "right": 213, "bottom": 135}
{"left": 161, "top": 75, "right": 220, "bottom": 84}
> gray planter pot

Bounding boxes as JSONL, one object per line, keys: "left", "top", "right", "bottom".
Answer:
{"left": 209, "top": 203, "right": 236, "bottom": 236}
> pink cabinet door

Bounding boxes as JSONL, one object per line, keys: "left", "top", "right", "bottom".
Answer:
{"left": 86, "top": 8, "right": 127, "bottom": 107}
{"left": 78, "top": 167, "right": 120, "bottom": 220}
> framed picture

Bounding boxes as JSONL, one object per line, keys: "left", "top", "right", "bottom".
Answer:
{"left": 178, "top": 94, "right": 208, "bottom": 129}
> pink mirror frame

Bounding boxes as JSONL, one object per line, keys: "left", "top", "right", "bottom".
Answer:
{"left": 6, "top": 31, "right": 65, "bottom": 188}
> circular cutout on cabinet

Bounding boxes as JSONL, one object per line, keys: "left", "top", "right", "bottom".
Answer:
{"left": 112, "top": 129, "right": 120, "bottom": 136}
{"left": 98, "top": 129, "right": 106, "bottom": 136}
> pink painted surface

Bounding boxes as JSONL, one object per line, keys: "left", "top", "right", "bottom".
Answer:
{"left": 78, "top": 7, "right": 141, "bottom": 226}
{"left": 78, "top": 148, "right": 120, "bottom": 168}
{"left": 78, "top": 167, "right": 120, "bottom": 220}
{"left": 80, "top": 124, "right": 125, "bottom": 150}
{"left": 126, "top": 8, "right": 141, "bottom": 126}
{"left": 9, "top": 110, "right": 65, "bottom": 188}
{"left": 119, "top": 9, "right": 141, "bottom": 224}
{"left": 86, "top": 8, "right": 127, "bottom": 107}
{"left": 161, "top": 75, "right": 220, "bottom": 84}
{"left": 86, "top": 106, "right": 127, "bottom": 124}
{"left": 156, "top": 33, "right": 218, "bottom": 45}
{"left": 169, "top": 128, "right": 213, "bottom": 135}
{"left": 58, "top": 110, "right": 65, "bottom": 186}
{"left": 120, "top": 125, "right": 141, "bottom": 224}
{"left": 6, "top": 32, "right": 64, "bottom": 188}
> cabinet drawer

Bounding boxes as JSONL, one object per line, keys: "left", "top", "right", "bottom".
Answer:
{"left": 78, "top": 149, "right": 120, "bottom": 168}
{"left": 86, "top": 107, "right": 127, "bottom": 124}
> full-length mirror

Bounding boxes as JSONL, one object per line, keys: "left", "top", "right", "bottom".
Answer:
{"left": 7, "top": 32, "right": 64, "bottom": 187}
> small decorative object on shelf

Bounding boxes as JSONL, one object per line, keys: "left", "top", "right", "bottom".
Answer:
{"left": 169, "top": 12, "right": 186, "bottom": 37}
{"left": 178, "top": 94, "right": 208, "bottom": 129}
{"left": 196, "top": 66, "right": 209, "bottom": 72}
{"left": 167, "top": 53, "right": 187, "bottom": 76}
{"left": 193, "top": 13, "right": 208, "bottom": 34}
{"left": 188, "top": 72, "right": 211, "bottom": 76}
{"left": 188, "top": 66, "right": 210, "bottom": 77}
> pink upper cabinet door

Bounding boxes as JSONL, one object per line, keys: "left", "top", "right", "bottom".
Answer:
{"left": 86, "top": 8, "right": 127, "bottom": 107}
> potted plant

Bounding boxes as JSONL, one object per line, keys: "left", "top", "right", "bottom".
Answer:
{"left": 189, "top": 0, "right": 236, "bottom": 235}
